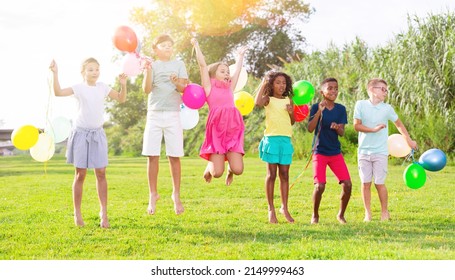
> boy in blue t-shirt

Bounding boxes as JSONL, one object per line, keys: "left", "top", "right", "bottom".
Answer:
{"left": 308, "top": 77, "right": 352, "bottom": 224}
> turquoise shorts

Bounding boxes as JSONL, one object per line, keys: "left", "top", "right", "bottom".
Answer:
{"left": 259, "top": 136, "right": 294, "bottom": 165}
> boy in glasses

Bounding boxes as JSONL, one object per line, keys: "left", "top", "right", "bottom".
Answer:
{"left": 353, "top": 78, "right": 417, "bottom": 222}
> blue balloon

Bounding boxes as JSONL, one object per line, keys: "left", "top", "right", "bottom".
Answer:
{"left": 418, "top": 148, "right": 447, "bottom": 171}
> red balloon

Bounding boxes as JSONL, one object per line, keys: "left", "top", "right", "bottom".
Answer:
{"left": 112, "top": 26, "right": 138, "bottom": 52}
{"left": 294, "top": 104, "right": 309, "bottom": 122}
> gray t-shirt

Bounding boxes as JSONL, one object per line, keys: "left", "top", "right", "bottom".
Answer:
{"left": 147, "top": 59, "right": 188, "bottom": 111}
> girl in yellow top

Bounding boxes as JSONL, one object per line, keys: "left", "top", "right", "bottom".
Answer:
{"left": 255, "top": 71, "right": 295, "bottom": 224}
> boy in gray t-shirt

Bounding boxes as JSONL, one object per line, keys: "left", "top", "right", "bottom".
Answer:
{"left": 142, "top": 34, "right": 188, "bottom": 216}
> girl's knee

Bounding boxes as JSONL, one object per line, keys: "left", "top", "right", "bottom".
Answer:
{"left": 230, "top": 166, "right": 243, "bottom": 176}
{"left": 266, "top": 173, "right": 277, "bottom": 181}
{"left": 75, "top": 169, "right": 87, "bottom": 181}
{"left": 278, "top": 172, "right": 289, "bottom": 181}
{"left": 212, "top": 168, "right": 224, "bottom": 178}
{"left": 94, "top": 168, "right": 106, "bottom": 180}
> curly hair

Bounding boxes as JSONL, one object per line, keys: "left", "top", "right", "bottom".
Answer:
{"left": 263, "top": 71, "right": 293, "bottom": 97}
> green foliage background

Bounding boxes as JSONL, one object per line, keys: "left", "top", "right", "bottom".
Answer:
{"left": 106, "top": 12, "right": 454, "bottom": 161}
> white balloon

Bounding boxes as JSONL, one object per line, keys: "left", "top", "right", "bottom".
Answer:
{"left": 30, "top": 133, "right": 55, "bottom": 162}
{"left": 229, "top": 64, "right": 248, "bottom": 92}
{"left": 122, "top": 52, "right": 142, "bottom": 76}
{"left": 180, "top": 104, "right": 199, "bottom": 130}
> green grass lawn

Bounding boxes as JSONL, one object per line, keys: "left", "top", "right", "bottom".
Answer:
{"left": 0, "top": 155, "right": 453, "bottom": 260}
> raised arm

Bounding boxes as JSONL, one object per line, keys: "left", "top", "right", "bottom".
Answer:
{"left": 230, "top": 46, "right": 248, "bottom": 93}
{"left": 108, "top": 73, "right": 128, "bottom": 103}
{"left": 191, "top": 38, "right": 211, "bottom": 95}
{"left": 49, "top": 60, "right": 74, "bottom": 97}
{"left": 308, "top": 101, "right": 326, "bottom": 133}
{"left": 254, "top": 78, "right": 269, "bottom": 108}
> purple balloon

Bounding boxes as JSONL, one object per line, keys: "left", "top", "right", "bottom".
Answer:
{"left": 182, "top": 83, "right": 206, "bottom": 109}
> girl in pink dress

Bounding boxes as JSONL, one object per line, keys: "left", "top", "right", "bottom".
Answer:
{"left": 191, "top": 38, "right": 247, "bottom": 185}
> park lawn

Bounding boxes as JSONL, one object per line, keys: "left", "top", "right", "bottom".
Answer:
{"left": 0, "top": 155, "right": 453, "bottom": 260}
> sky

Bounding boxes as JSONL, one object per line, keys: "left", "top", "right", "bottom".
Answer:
{"left": 1, "top": 0, "right": 455, "bottom": 129}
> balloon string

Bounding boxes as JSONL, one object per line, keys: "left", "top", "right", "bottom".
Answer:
{"left": 403, "top": 148, "right": 415, "bottom": 166}
{"left": 290, "top": 113, "right": 323, "bottom": 190}
{"left": 41, "top": 71, "right": 55, "bottom": 174}
{"left": 46, "top": 71, "right": 53, "bottom": 130}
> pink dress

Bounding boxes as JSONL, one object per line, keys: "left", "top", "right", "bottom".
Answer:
{"left": 200, "top": 79, "right": 245, "bottom": 160}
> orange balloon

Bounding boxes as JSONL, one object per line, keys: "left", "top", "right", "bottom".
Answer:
{"left": 112, "top": 26, "right": 138, "bottom": 52}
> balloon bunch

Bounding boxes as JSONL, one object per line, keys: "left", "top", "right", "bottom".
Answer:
{"left": 387, "top": 134, "right": 447, "bottom": 189}
{"left": 403, "top": 149, "right": 447, "bottom": 189}
{"left": 113, "top": 26, "right": 151, "bottom": 77}
{"left": 292, "top": 80, "right": 315, "bottom": 122}
{"left": 11, "top": 117, "right": 71, "bottom": 162}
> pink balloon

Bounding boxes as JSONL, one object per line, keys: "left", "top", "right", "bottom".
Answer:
{"left": 182, "top": 84, "right": 206, "bottom": 109}
{"left": 122, "top": 53, "right": 142, "bottom": 76}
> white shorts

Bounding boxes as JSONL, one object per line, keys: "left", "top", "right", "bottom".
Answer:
{"left": 358, "top": 154, "right": 388, "bottom": 184}
{"left": 142, "top": 111, "right": 184, "bottom": 157}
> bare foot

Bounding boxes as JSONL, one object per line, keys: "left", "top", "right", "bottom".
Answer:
{"left": 99, "top": 212, "right": 110, "bottom": 228}
{"left": 336, "top": 214, "right": 347, "bottom": 224}
{"left": 147, "top": 193, "right": 160, "bottom": 215}
{"left": 172, "top": 193, "right": 184, "bottom": 215}
{"left": 74, "top": 214, "right": 85, "bottom": 227}
{"left": 364, "top": 211, "right": 372, "bottom": 222}
{"left": 279, "top": 207, "right": 295, "bottom": 223}
{"left": 225, "top": 170, "right": 234, "bottom": 186}
{"left": 268, "top": 210, "right": 278, "bottom": 224}
{"left": 311, "top": 215, "right": 319, "bottom": 224}
{"left": 203, "top": 170, "right": 212, "bottom": 183}
{"left": 381, "top": 211, "right": 390, "bottom": 221}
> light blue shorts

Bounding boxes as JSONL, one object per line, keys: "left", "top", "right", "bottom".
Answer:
{"left": 259, "top": 136, "right": 294, "bottom": 165}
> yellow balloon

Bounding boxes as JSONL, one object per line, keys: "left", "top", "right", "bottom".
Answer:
{"left": 11, "top": 125, "right": 39, "bottom": 150}
{"left": 30, "top": 133, "right": 55, "bottom": 162}
{"left": 388, "top": 133, "right": 411, "bottom": 157}
{"left": 234, "top": 91, "right": 254, "bottom": 116}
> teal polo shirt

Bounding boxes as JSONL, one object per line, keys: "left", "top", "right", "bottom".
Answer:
{"left": 353, "top": 100, "right": 398, "bottom": 156}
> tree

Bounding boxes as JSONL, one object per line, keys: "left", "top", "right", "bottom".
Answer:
{"left": 105, "top": 76, "right": 147, "bottom": 155}
{"left": 130, "top": 0, "right": 312, "bottom": 78}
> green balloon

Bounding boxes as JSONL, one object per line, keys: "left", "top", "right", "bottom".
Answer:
{"left": 292, "top": 80, "right": 315, "bottom": 105}
{"left": 403, "top": 163, "right": 426, "bottom": 189}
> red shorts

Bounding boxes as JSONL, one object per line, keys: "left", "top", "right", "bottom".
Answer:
{"left": 312, "top": 153, "right": 351, "bottom": 184}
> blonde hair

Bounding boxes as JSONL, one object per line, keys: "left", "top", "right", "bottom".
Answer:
{"left": 208, "top": 62, "right": 229, "bottom": 78}
{"left": 367, "top": 78, "right": 387, "bottom": 88}
{"left": 80, "top": 57, "right": 100, "bottom": 77}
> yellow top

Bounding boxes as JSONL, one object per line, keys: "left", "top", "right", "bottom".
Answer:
{"left": 264, "top": 97, "right": 292, "bottom": 137}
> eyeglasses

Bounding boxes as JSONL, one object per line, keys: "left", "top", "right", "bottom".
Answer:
{"left": 373, "top": 86, "right": 388, "bottom": 93}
